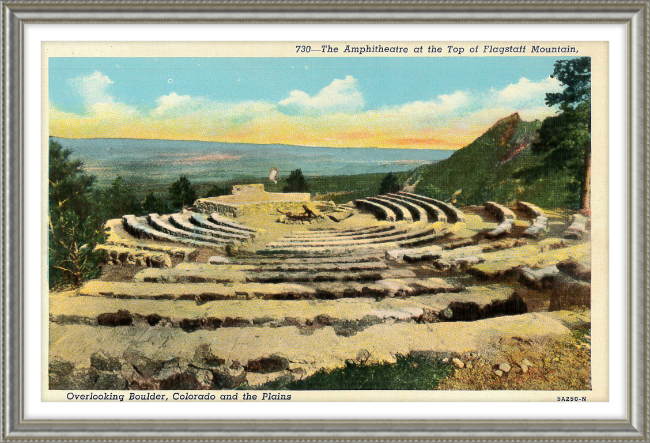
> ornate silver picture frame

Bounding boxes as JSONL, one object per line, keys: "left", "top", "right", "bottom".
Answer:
{"left": 2, "top": 1, "right": 648, "bottom": 440}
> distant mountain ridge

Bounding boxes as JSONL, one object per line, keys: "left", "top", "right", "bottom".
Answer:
{"left": 409, "top": 113, "right": 578, "bottom": 208}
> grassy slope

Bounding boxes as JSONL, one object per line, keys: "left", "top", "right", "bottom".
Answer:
{"left": 411, "top": 114, "right": 579, "bottom": 208}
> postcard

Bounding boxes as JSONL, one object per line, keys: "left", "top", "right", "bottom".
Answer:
{"left": 42, "top": 41, "right": 608, "bottom": 403}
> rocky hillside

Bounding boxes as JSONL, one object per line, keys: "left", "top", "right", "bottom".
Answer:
{"left": 410, "top": 113, "right": 578, "bottom": 208}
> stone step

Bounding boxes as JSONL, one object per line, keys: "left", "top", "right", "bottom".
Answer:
{"left": 134, "top": 266, "right": 417, "bottom": 284}
{"left": 190, "top": 213, "right": 256, "bottom": 238}
{"left": 380, "top": 195, "right": 428, "bottom": 222}
{"left": 208, "top": 213, "right": 257, "bottom": 234}
{"left": 516, "top": 201, "right": 545, "bottom": 218}
{"left": 397, "top": 192, "right": 465, "bottom": 223}
{"left": 147, "top": 214, "right": 233, "bottom": 245}
{"left": 286, "top": 225, "right": 397, "bottom": 239}
{"left": 523, "top": 216, "right": 549, "bottom": 239}
{"left": 564, "top": 214, "right": 589, "bottom": 239}
{"left": 354, "top": 199, "right": 397, "bottom": 222}
{"left": 105, "top": 219, "right": 197, "bottom": 260}
{"left": 240, "top": 255, "right": 383, "bottom": 265}
{"left": 485, "top": 201, "right": 517, "bottom": 221}
{"left": 279, "top": 226, "right": 405, "bottom": 242}
{"left": 367, "top": 196, "right": 413, "bottom": 222}
{"left": 269, "top": 225, "right": 440, "bottom": 248}
{"left": 388, "top": 193, "right": 447, "bottom": 223}
{"left": 396, "top": 227, "right": 451, "bottom": 248}
{"left": 78, "top": 277, "right": 461, "bottom": 301}
{"left": 169, "top": 214, "right": 251, "bottom": 242}
{"left": 49, "top": 312, "right": 570, "bottom": 388}
{"left": 212, "top": 261, "right": 390, "bottom": 273}
{"left": 468, "top": 242, "right": 589, "bottom": 280}
{"left": 51, "top": 284, "right": 525, "bottom": 332}
{"left": 122, "top": 215, "right": 222, "bottom": 250}
{"left": 95, "top": 245, "right": 172, "bottom": 268}
{"left": 291, "top": 225, "right": 393, "bottom": 236}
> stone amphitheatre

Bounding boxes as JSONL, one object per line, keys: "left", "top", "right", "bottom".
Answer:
{"left": 49, "top": 184, "right": 591, "bottom": 391}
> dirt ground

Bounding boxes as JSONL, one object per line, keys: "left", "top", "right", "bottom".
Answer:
{"left": 437, "top": 326, "right": 591, "bottom": 390}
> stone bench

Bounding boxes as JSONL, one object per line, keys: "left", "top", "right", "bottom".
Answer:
{"left": 190, "top": 213, "right": 255, "bottom": 238}
{"left": 516, "top": 201, "right": 545, "bottom": 218}
{"left": 279, "top": 227, "right": 408, "bottom": 243}
{"left": 122, "top": 215, "right": 219, "bottom": 249}
{"left": 367, "top": 196, "right": 413, "bottom": 222}
{"left": 135, "top": 266, "right": 417, "bottom": 284}
{"left": 523, "top": 216, "right": 548, "bottom": 239}
{"left": 388, "top": 193, "right": 447, "bottom": 223}
{"left": 79, "top": 277, "right": 460, "bottom": 301}
{"left": 354, "top": 199, "right": 397, "bottom": 222}
{"left": 95, "top": 244, "right": 172, "bottom": 268}
{"left": 269, "top": 225, "right": 439, "bottom": 248}
{"left": 380, "top": 195, "right": 428, "bottom": 222}
{"left": 485, "top": 201, "right": 516, "bottom": 221}
{"left": 170, "top": 214, "right": 250, "bottom": 242}
{"left": 484, "top": 202, "right": 517, "bottom": 238}
{"left": 208, "top": 213, "right": 257, "bottom": 234}
{"left": 147, "top": 214, "right": 233, "bottom": 245}
{"left": 563, "top": 214, "right": 589, "bottom": 240}
{"left": 397, "top": 192, "right": 465, "bottom": 223}
{"left": 289, "top": 226, "right": 396, "bottom": 239}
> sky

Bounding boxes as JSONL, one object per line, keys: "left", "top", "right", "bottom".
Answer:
{"left": 48, "top": 56, "right": 575, "bottom": 150}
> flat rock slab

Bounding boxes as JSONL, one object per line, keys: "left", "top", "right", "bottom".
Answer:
{"left": 54, "top": 287, "right": 521, "bottom": 330}
{"left": 556, "top": 259, "right": 591, "bottom": 282}
{"left": 134, "top": 266, "right": 415, "bottom": 284}
{"left": 79, "top": 277, "right": 460, "bottom": 301}
{"left": 49, "top": 312, "right": 570, "bottom": 384}
{"left": 468, "top": 242, "right": 589, "bottom": 280}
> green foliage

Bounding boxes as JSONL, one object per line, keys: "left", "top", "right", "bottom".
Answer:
{"left": 100, "top": 176, "right": 142, "bottom": 219}
{"left": 168, "top": 175, "right": 197, "bottom": 209}
{"left": 141, "top": 192, "right": 171, "bottom": 215}
{"left": 204, "top": 184, "right": 231, "bottom": 198}
{"left": 546, "top": 57, "right": 591, "bottom": 110}
{"left": 378, "top": 172, "right": 401, "bottom": 194}
{"left": 412, "top": 117, "right": 574, "bottom": 206}
{"left": 48, "top": 139, "right": 105, "bottom": 288}
{"left": 241, "top": 354, "right": 452, "bottom": 390}
{"left": 283, "top": 169, "right": 310, "bottom": 193}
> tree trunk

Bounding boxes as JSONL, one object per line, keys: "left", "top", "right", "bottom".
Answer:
{"left": 579, "top": 121, "right": 591, "bottom": 211}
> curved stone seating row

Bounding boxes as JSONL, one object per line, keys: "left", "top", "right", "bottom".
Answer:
{"left": 269, "top": 224, "right": 439, "bottom": 249}
{"left": 564, "top": 214, "right": 588, "bottom": 240}
{"left": 516, "top": 201, "right": 544, "bottom": 218}
{"left": 367, "top": 197, "right": 413, "bottom": 222}
{"left": 208, "top": 213, "right": 256, "bottom": 234}
{"left": 79, "top": 277, "right": 461, "bottom": 301}
{"left": 484, "top": 202, "right": 517, "bottom": 239}
{"left": 381, "top": 195, "right": 428, "bottom": 222}
{"left": 190, "top": 213, "right": 255, "bottom": 239}
{"left": 287, "top": 225, "right": 396, "bottom": 239}
{"left": 281, "top": 227, "right": 405, "bottom": 243}
{"left": 397, "top": 192, "right": 465, "bottom": 223}
{"left": 122, "top": 215, "right": 219, "bottom": 249}
{"left": 147, "top": 214, "right": 234, "bottom": 245}
{"left": 397, "top": 229, "right": 452, "bottom": 248}
{"left": 524, "top": 216, "right": 548, "bottom": 239}
{"left": 485, "top": 201, "right": 516, "bottom": 221}
{"left": 170, "top": 214, "right": 251, "bottom": 242}
{"left": 354, "top": 199, "right": 397, "bottom": 222}
{"left": 105, "top": 218, "right": 197, "bottom": 259}
{"left": 388, "top": 193, "right": 447, "bottom": 223}
{"left": 138, "top": 266, "right": 416, "bottom": 284}
{"left": 96, "top": 244, "right": 173, "bottom": 268}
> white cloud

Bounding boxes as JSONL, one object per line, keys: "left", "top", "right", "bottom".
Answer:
{"left": 151, "top": 92, "right": 197, "bottom": 117}
{"left": 69, "top": 71, "right": 115, "bottom": 107}
{"left": 493, "top": 76, "right": 562, "bottom": 107}
{"left": 279, "top": 75, "right": 365, "bottom": 113}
